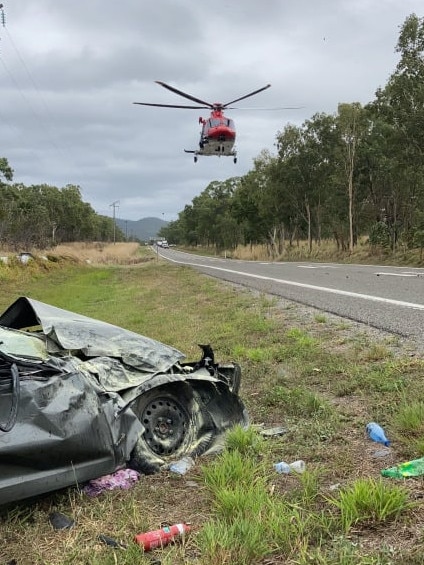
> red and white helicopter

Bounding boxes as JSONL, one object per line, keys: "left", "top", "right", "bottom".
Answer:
{"left": 133, "top": 81, "right": 275, "bottom": 163}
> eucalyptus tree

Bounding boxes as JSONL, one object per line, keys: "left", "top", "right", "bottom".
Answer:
{"left": 244, "top": 149, "right": 295, "bottom": 257}
{"left": 335, "top": 102, "right": 369, "bottom": 251}
{"left": 302, "top": 113, "right": 342, "bottom": 245}
{"left": 188, "top": 178, "right": 241, "bottom": 250}
{"left": 177, "top": 204, "right": 200, "bottom": 247}
{"left": 274, "top": 124, "right": 309, "bottom": 247}
{"left": 0, "top": 158, "right": 14, "bottom": 245}
{"left": 275, "top": 115, "right": 341, "bottom": 252}
{"left": 0, "top": 157, "right": 13, "bottom": 183}
{"left": 370, "top": 13, "right": 424, "bottom": 249}
{"left": 231, "top": 170, "right": 269, "bottom": 246}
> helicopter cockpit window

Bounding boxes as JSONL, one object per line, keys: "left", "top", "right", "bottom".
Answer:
{"left": 209, "top": 118, "right": 222, "bottom": 127}
{"left": 227, "top": 119, "right": 235, "bottom": 128}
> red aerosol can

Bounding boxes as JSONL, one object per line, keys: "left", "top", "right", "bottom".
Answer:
{"left": 134, "top": 523, "right": 191, "bottom": 551}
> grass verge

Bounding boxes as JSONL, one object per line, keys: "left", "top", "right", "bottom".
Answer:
{"left": 0, "top": 252, "right": 424, "bottom": 564}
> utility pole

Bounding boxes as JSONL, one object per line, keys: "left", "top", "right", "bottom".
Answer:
{"left": 0, "top": 5, "right": 5, "bottom": 29}
{"left": 109, "top": 200, "right": 120, "bottom": 244}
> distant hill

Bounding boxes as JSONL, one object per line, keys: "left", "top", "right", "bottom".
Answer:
{"left": 115, "top": 217, "right": 168, "bottom": 241}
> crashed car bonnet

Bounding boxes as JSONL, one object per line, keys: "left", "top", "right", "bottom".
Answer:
{"left": 0, "top": 297, "right": 248, "bottom": 505}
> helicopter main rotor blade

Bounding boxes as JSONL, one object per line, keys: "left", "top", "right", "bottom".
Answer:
{"left": 227, "top": 105, "right": 305, "bottom": 110}
{"left": 133, "top": 102, "right": 209, "bottom": 109}
{"left": 223, "top": 84, "right": 271, "bottom": 107}
{"left": 155, "top": 81, "right": 213, "bottom": 108}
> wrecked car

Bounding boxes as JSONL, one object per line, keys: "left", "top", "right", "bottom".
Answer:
{"left": 0, "top": 297, "right": 248, "bottom": 505}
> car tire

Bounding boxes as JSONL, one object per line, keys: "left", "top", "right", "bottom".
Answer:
{"left": 128, "top": 381, "right": 215, "bottom": 474}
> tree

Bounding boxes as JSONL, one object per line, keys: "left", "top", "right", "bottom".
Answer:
{"left": 336, "top": 103, "right": 369, "bottom": 251}
{"left": 368, "top": 15, "right": 424, "bottom": 248}
{"left": 0, "top": 157, "right": 13, "bottom": 183}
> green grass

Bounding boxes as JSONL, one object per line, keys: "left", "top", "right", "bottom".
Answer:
{"left": 326, "top": 478, "right": 411, "bottom": 532}
{"left": 223, "top": 424, "right": 264, "bottom": 456}
{"left": 1, "top": 255, "right": 424, "bottom": 564}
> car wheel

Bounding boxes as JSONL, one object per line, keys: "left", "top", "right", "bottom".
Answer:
{"left": 128, "top": 382, "right": 215, "bottom": 474}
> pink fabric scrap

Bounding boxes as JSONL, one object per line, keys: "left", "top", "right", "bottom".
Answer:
{"left": 83, "top": 468, "right": 140, "bottom": 497}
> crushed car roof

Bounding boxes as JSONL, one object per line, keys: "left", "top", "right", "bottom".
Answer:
{"left": 0, "top": 296, "right": 185, "bottom": 373}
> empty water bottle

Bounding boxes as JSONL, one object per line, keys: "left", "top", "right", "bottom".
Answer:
{"left": 366, "top": 422, "right": 391, "bottom": 447}
{"left": 169, "top": 456, "right": 195, "bottom": 475}
{"left": 274, "top": 460, "right": 306, "bottom": 474}
{"left": 274, "top": 461, "right": 291, "bottom": 474}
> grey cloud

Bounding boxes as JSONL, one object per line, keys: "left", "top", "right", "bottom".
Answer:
{"left": 0, "top": 1, "right": 421, "bottom": 221}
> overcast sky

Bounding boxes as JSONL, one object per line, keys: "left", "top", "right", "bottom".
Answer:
{"left": 0, "top": 1, "right": 422, "bottom": 221}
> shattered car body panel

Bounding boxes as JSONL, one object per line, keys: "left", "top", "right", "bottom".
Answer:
{"left": 0, "top": 297, "right": 248, "bottom": 505}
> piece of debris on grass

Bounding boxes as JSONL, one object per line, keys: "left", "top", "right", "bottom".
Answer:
{"left": 49, "top": 511, "right": 75, "bottom": 530}
{"left": 98, "top": 534, "right": 127, "bottom": 548}
{"left": 83, "top": 468, "right": 141, "bottom": 497}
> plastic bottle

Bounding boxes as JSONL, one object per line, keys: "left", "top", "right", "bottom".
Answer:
{"left": 274, "top": 460, "right": 306, "bottom": 474}
{"left": 169, "top": 456, "right": 195, "bottom": 475}
{"left": 134, "top": 523, "right": 191, "bottom": 551}
{"left": 366, "top": 422, "right": 391, "bottom": 447}
{"left": 381, "top": 456, "right": 424, "bottom": 479}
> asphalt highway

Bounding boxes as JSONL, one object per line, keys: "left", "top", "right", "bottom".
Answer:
{"left": 157, "top": 247, "right": 424, "bottom": 342}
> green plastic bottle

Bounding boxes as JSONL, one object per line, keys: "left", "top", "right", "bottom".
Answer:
{"left": 381, "top": 456, "right": 424, "bottom": 478}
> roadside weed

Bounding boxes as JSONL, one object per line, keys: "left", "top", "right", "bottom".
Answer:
{"left": 395, "top": 401, "right": 424, "bottom": 436}
{"left": 196, "top": 517, "right": 270, "bottom": 565}
{"left": 327, "top": 478, "right": 411, "bottom": 532}
{"left": 201, "top": 449, "right": 261, "bottom": 493}
{"left": 314, "top": 313, "right": 327, "bottom": 323}
{"left": 224, "top": 424, "right": 264, "bottom": 456}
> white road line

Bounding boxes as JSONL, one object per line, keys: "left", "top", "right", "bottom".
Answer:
{"left": 298, "top": 265, "right": 338, "bottom": 269}
{"left": 164, "top": 256, "right": 424, "bottom": 311}
{"left": 375, "top": 272, "right": 421, "bottom": 277}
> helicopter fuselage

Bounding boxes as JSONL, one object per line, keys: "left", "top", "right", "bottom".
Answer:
{"left": 185, "top": 109, "right": 237, "bottom": 162}
{"left": 200, "top": 109, "right": 235, "bottom": 150}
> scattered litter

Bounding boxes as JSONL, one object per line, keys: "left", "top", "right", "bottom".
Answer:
{"left": 49, "top": 511, "right": 75, "bottom": 530}
{"left": 329, "top": 483, "right": 341, "bottom": 491}
{"left": 17, "top": 252, "right": 34, "bottom": 264}
{"left": 83, "top": 468, "right": 140, "bottom": 497}
{"left": 274, "top": 460, "right": 306, "bottom": 474}
{"left": 98, "top": 534, "right": 127, "bottom": 548}
{"left": 260, "top": 426, "right": 288, "bottom": 437}
{"left": 134, "top": 523, "right": 191, "bottom": 551}
{"left": 366, "top": 422, "right": 391, "bottom": 447}
{"left": 185, "top": 480, "right": 199, "bottom": 488}
{"left": 382, "top": 456, "right": 424, "bottom": 478}
{"left": 372, "top": 449, "right": 391, "bottom": 458}
{"left": 169, "top": 456, "right": 195, "bottom": 475}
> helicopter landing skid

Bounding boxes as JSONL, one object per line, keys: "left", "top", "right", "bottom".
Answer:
{"left": 184, "top": 149, "right": 237, "bottom": 164}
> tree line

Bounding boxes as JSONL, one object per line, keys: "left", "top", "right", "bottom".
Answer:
{"left": 0, "top": 159, "right": 124, "bottom": 249}
{"left": 160, "top": 14, "right": 424, "bottom": 257}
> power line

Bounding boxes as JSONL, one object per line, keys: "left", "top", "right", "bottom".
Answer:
{"left": 0, "top": 6, "right": 71, "bottom": 161}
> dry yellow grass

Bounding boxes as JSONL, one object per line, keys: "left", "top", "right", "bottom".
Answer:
{"left": 193, "top": 238, "right": 424, "bottom": 267}
{"left": 47, "top": 242, "right": 142, "bottom": 263}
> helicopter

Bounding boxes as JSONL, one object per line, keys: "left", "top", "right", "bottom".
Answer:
{"left": 133, "top": 81, "right": 274, "bottom": 163}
